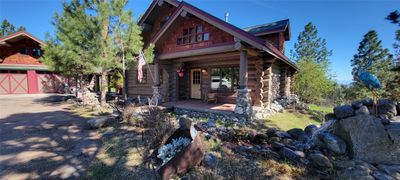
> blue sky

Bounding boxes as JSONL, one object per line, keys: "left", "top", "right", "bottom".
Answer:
{"left": 0, "top": 0, "right": 398, "bottom": 84}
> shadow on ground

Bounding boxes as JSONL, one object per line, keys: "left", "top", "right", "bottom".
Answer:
{"left": 0, "top": 110, "right": 101, "bottom": 179}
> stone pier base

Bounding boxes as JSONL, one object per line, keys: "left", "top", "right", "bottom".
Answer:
{"left": 234, "top": 88, "right": 252, "bottom": 118}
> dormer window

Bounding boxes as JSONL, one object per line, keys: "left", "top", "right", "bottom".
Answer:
{"left": 177, "top": 25, "right": 209, "bottom": 45}
{"left": 32, "top": 48, "right": 41, "bottom": 56}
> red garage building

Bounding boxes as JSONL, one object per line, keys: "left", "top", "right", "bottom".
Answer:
{"left": 0, "top": 31, "right": 64, "bottom": 94}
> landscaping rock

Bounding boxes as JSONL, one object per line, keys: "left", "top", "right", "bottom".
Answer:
{"left": 276, "top": 131, "right": 292, "bottom": 138}
{"left": 391, "top": 116, "right": 400, "bottom": 122}
{"left": 330, "top": 114, "right": 400, "bottom": 164}
{"left": 325, "top": 113, "right": 336, "bottom": 121}
{"left": 352, "top": 100, "right": 364, "bottom": 109}
{"left": 319, "top": 132, "right": 346, "bottom": 155}
{"left": 372, "top": 170, "right": 395, "bottom": 180}
{"left": 308, "top": 152, "right": 333, "bottom": 168}
{"left": 355, "top": 105, "right": 370, "bottom": 115}
{"left": 179, "top": 116, "right": 193, "bottom": 130}
{"left": 271, "top": 141, "right": 285, "bottom": 150}
{"left": 304, "top": 124, "right": 318, "bottom": 135}
{"left": 381, "top": 118, "right": 390, "bottom": 125}
{"left": 337, "top": 164, "right": 374, "bottom": 180}
{"left": 266, "top": 128, "right": 278, "bottom": 137}
{"left": 279, "top": 147, "right": 301, "bottom": 163}
{"left": 204, "top": 153, "right": 217, "bottom": 168}
{"left": 287, "top": 128, "right": 305, "bottom": 139}
{"left": 376, "top": 164, "right": 400, "bottom": 179}
{"left": 378, "top": 99, "right": 398, "bottom": 119}
{"left": 334, "top": 105, "right": 355, "bottom": 119}
{"left": 87, "top": 116, "right": 114, "bottom": 129}
{"left": 361, "top": 98, "right": 374, "bottom": 106}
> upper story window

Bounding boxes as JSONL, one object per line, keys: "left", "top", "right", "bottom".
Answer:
{"left": 19, "top": 48, "right": 28, "bottom": 55}
{"left": 32, "top": 48, "right": 42, "bottom": 56}
{"left": 177, "top": 25, "right": 209, "bottom": 45}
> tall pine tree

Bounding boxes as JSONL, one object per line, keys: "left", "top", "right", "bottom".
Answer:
{"left": 350, "top": 30, "right": 397, "bottom": 99}
{"left": 291, "top": 22, "right": 334, "bottom": 103}
{"left": 291, "top": 22, "right": 332, "bottom": 69}
{"left": 0, "top": 19, "right": 26, "bottom": 36}
{"left": 41, "top": 0, "right": 99, "bottom": 102}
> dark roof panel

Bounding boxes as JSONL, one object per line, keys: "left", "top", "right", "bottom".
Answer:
{"left": 243, "top": 19, "right": 289, "bottom": 36}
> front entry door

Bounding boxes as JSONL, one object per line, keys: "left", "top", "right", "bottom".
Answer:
{"left": 190, "top": 69, "right": 201, "bottom": 99}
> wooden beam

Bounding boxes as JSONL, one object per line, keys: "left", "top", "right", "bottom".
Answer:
{"left": 239, "top": 50, "right": 248, "bottom": 89}
{"left": 180, "top": 10, "right": 187, "bottom": 17}
{"left": 158, "top": 43, "right": 237, "bottom": 60}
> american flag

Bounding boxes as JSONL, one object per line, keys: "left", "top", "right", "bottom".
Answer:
{"left": 137, "top": 51, "right": 146, "bottom": 83}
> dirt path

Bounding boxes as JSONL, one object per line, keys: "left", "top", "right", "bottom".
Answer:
{"left": 0, "top": 94, "right": 101, "bottom": 179}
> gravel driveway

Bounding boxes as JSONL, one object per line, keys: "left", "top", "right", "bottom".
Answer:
{"left": 0, "top": 94, "right": 101, "bottom": 179}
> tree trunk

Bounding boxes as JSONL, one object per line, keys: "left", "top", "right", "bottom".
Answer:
{"left": 100, "top": 72, "right": 107, "bottom": 107}
{"left": 122, "top": 70, "right": 127, "bottom": 101}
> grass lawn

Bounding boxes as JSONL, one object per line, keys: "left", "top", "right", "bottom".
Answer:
{"left": 308, "top": 104, "right": 333, "bottom": 114}
{"left": 261, "top": 110, "right": 322, "bottom": 131}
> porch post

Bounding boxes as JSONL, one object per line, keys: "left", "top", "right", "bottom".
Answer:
{"left": 152, "top": 60, "right": 162, "bottom": 105}
{"left": 239, "top": 50, "right": 248, "bottom": 89}
{"left": 235, "top": 49, "right": 253, "bottom": 118}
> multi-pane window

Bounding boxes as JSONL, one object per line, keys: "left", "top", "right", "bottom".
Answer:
{"left": 192, "top": 71, "right": 201, "bottom": 84}
{"left": 211, "top": 67, "right": 239, "bottom": 92}
{"left": 177, "top": 25, "right": 209, "bottom": 45}
{"left": 32, "top": 48, "right": 41, "bottom": 56}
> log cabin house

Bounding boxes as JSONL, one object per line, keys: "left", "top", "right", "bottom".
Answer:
{"left": 127, "top": 0, "right": 298, "bottom": 117}
{"left": 0, "top": 31, "right": 65, "bottom": 94}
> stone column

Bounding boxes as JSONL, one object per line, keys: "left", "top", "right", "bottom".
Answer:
{"left": 235, "top": 50, "right": 252, "bottom": 118}
{"left": 152, "top": 61, "right": 162, "bottom": 105}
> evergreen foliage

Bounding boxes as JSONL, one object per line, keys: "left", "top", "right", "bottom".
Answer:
{"left": 350, "top": 30, "right": 398, "bottom": 100}
{"left": 291, "top": 22, "right": 334, "bottom": 103}
{"left": 0, "top": 19, "right": 26, "bottom": 36}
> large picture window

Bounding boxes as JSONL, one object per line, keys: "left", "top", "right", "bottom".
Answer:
{"left": 211, "top": 67, "right": 239, "bottom": 92}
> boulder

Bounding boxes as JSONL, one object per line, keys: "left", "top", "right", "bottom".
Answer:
{"left": 179, "top": 116, "right": 193, "bottom": 130}
{"left": 204, "top": 153, "right": 217, "bottom": 168}
{"left": 266, "top": 128, "right": 278, "bottom": 137}
{"left": 308, "top": 152, "right": 333, "bottom": 168}
{"left": 287, "top": 128, "right": 305, "bottom": 139}
{"left": 372, "top": 171, "right": 395, "bottom": 180}
{"left": 334, "top": 105, "right": 355, "bottom": 119}
{"left": 391, "top": 116, "right": 400, "bottom": 122}
{"left": 304, "top": 124, "right": 318, "bottom": 135}
{"left": 378, "top": 99, "right": 398, "bottom": 119}
{"left": 279, "top": 147, "right": 301, "bottom": 163}
{"left": 331, "top": 114, "right": 400, "bottom": 164}
{"left": 319, "top": 132, "right": 346, "bottom": 155}
{"left": 355, "top": 106, "right": 370, "bottom": 115}
{"left": 271, "top": 141, "right": 285, "bottom": 151}
{"left": 337, "top": 164, "right": 374, "bottom": 180}
{"left": 87, "top": 116, "right": 114, "bottom": 129}
{"left": 276, "top": 131, "right": 292, "bottom": 139}
{"left": 376, "top": 164, "right": 400, "bottom": 179}
{"left": 361, "top": 98, "right": 374, "bottom": 106}
{"left": 352, "top": 100, "right": 364, "bottom": 109}
{"left": 325, "top": 113, "right": 336, "bottom": 121}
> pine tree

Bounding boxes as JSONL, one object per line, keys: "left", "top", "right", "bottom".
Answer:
{"left": 350, "top": 30, "right": 398, "bottom": 100}
{"left": 0, "top": 19, "right": 15, "bottom": 36}
{"left": 0, "top": 19, "right": 27, "bottom": 37}
{"left": 291, "top": 22, "right": 334, "bottom": 103}
{"left": 40, "top": 0, "right": 99, "bottom": 102}
{"left": 291, "top": 22, "right": 332, "bottom": 69}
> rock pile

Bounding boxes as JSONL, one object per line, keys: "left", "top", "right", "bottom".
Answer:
{"left": 253, "top": 94, "right": 309, "bottom": 120}
{"left": 196, "top": 98, "right": 400, "bottom": 179}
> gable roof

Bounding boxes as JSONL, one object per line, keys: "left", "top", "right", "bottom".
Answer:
{"left": 243, "top": 19, "right": 291, "bottom": 40}
{"left": 143, "top": 0, "right": 298, "bottom": 70}
{"left": 0, "top": 31, "right": 46, "bottom": 46}
{"left": 138, "top": 0, "right": 179, "bottom": 25}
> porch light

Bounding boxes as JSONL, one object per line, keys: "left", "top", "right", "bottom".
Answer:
{"left": 201, "top": 69, "right": 207, "bottom": 73}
